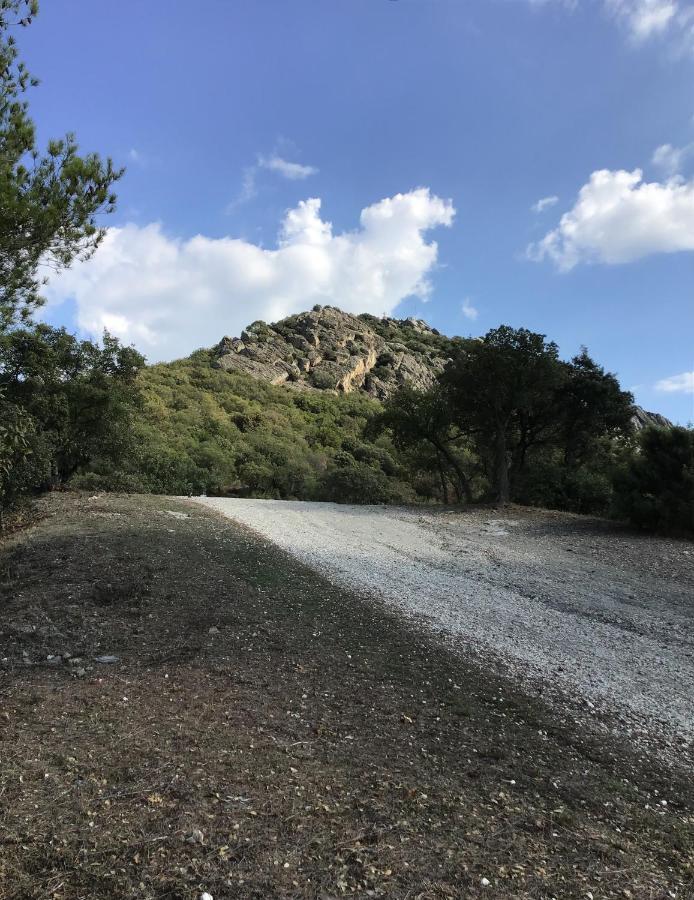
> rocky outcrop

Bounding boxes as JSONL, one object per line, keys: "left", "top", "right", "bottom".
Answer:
{"left": 631, "top": 406, "right": 673, "bottom": 431}
{"left": 213, "top": 306, "right": 456, "bottom": 399}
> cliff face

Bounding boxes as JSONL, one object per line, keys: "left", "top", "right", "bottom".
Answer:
{"left": 630, "top": 406, "right": 673, "bottom": 431}
{"left": 213, "top": 306, "right": 459, "bottom": 400}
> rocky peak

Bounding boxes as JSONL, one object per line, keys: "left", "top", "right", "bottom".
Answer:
{"left": 213, "top": 306, "right": 457, "bottom": 399}
{"left": 630, "top": 406, "right": 673, "bottom": 431}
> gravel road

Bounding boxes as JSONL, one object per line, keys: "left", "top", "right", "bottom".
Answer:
{"left": 192, "top": 498, "right": 694, "bottom": 750}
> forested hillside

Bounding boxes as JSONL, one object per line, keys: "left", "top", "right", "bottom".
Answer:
{"left": 72, "top": 313, "right": 692, "bottom": 534}
{"left": 77, "top": 347, "right": 424, "bottom": 504}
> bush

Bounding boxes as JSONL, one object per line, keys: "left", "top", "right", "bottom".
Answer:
{"left": 612, "top": 426, "right": 694, "bottom": 535}
{"left": 513, "top": 458, "right": 613, "bottom": 514}
{"left": 319, "top": 463, "right": 411, "bottom": 504}
{"left": 310, "top": 369, "right": 336, "bottom": 390}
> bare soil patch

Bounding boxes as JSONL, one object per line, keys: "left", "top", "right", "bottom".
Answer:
{"left": 1, "top": 493, "right": 692, "bottom": 899}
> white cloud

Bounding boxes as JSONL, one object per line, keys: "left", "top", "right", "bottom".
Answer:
{"left": 127, "top": 148, "right": 148, "bottom": 167}
{"left": 228, "top": 151, "right": 318, "bottom": 209}
{"left": 652, "top": 143, "right": 685, "bottom": 176}
{"left": 607, "top": 0, "right": 677, "bottom": 39}
{"left": 652, "top": 142, "right": 693, "bottom": 176}
{"left": 655, "top": 371, "right": 694, "bottom": 392}
{"left": 461, "top": 297, "right": 479, "bottom": 320}
{"left": 531, "top": 0, "right": 694, "bottom": 52}
{"left": 532, "top": 195, "right": 559, "bottom": 213}
{"left": 42, "top": 188, "right": 455, "bottom": 362}
{"left": 258, "top": 155, "right": 318, "bottom": 180}
{"left": 226, "top": 166, "right": 257, "bottom": 211}
{"left": 528, "top": 168, "right": 694, "bottom": 270}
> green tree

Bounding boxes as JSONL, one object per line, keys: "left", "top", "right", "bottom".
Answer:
{"left": 0, "top": 1, "right": 122, "bottom": 327}
{"left": 510, "top": 350, "right": 635, "bottom": 513}
{"left": 376, "top": 385, "right": 473, "bottom": 502}
{"left": 0, "top": 392, "right": 32, "bottom": 525}
{"left": 440, "top": 327, "right": 563, "bottom": 503}
{"left": 556, "top": 349, "right": 634, "bottom": 468}
{"left": 0, "top": 325, "right": 144, "bottom": 486}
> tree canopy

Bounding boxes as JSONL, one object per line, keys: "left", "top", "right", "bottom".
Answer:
{"left": 0, "top": 3, "right": 137, "bottom": 523}
{"left": 0, "top": 0, "right": 121, "bottom": 327}
{"left": 383, "top": 326, "right": 635, "bottom": 510}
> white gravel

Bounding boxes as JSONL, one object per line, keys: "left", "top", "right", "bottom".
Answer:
{"left": 191, "top": 497, "right": 694, "bottom": 749}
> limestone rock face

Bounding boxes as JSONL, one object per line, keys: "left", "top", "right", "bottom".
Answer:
{"left": 213, "top": 306, "right": 457, "bottom": 399}
{"left": 631, "top": 406, "right": 673, "bottom": 431}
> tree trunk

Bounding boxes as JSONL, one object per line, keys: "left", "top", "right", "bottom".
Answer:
{"left": 494, "top": 427, "right": 510, "bottom": 504}
{"left": 434, "top": 440, "right": 473, "bottom": 503}
{"left": 435, "top": 451, "right": 450, "bottom": 505}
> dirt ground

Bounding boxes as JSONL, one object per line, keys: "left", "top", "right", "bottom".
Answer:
{"left": 1, "top": 492, "right": 693, "bottom": 900}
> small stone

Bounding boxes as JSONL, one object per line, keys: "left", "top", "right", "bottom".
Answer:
{"left": 208, "top": 626, "right": 219, "bottom": 635}
{"left": 481, "top": 877, "right": 490, "bottom": 887}
{"left": 200, "top": 893, "right": 214, "bottom": 900}
{"left": 94, "top": 655, "right": 120, "bottom": 664}
{"left": 186, "top": 828, "right": 204, "bottom": 844}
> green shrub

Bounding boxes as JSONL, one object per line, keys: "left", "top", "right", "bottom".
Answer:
{"left": 513, "top": 459, "right": 613, "bottom": 514}
{"left": 612, "top": 426, "right": 694, "bottom": 535}
{"left": 319, "top": 463, "right": 412, "bottom": 505}
{"left": 310, "top": 369, "right": 336, "bottom": 390}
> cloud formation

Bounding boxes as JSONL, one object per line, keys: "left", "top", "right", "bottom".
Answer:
{"left": 43, "top": 189, "right": 455, "bottom": 362}
{"left": 655, "top": 371, "right": 694, "bottom": 392}
{"left": 461, "top": 297, "right": 479, "bottom": 320}
{"left": 652, "top": 141, "right": 693, "bottom": 177}
{"left": 258, "top": 155, "right": 318, "bottom": 180}
{"left": 607, "top": 0, "right": 678, "bottom": 40}
{"left": 532, "top": 0, "right": 694, "bottom": 51}
{"left": 528, "top": 168, "right": 694, "bottom": 270}
{"left": 532, "top": 195, "right": 559, "bottom": 213}
{"left": 228, "top": 151, "right": 318, "bottom": 209}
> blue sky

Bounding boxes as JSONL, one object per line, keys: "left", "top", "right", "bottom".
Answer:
{"left": 23, "top": 0, "right": 694, "bottom": 422}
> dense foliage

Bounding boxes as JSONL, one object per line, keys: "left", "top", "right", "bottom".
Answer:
{"left": 0, "top": 325, "right": 144, "bottom": 522}
{"left": 76, "top": 350, "right": 422, "bottom": 504}
{"left": 375, "top": 385, "right": 476, "bottom": 503}
{"left": 0, "top": 1, "right": 121, "bottom": 328}
{"left": 376, "top": 327, "right": 636, "bottom": 514}
{"left": 0, "top": 2, "right": 134, "bottom": 523}
{"left": 66, "top": 326, "right": 693, "bottom": 538}
{"left": 613, "top": 426, "right": 694, "bottom": 535}
{"left": 436, "top": 327, "right": 635, "bottom": 506}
